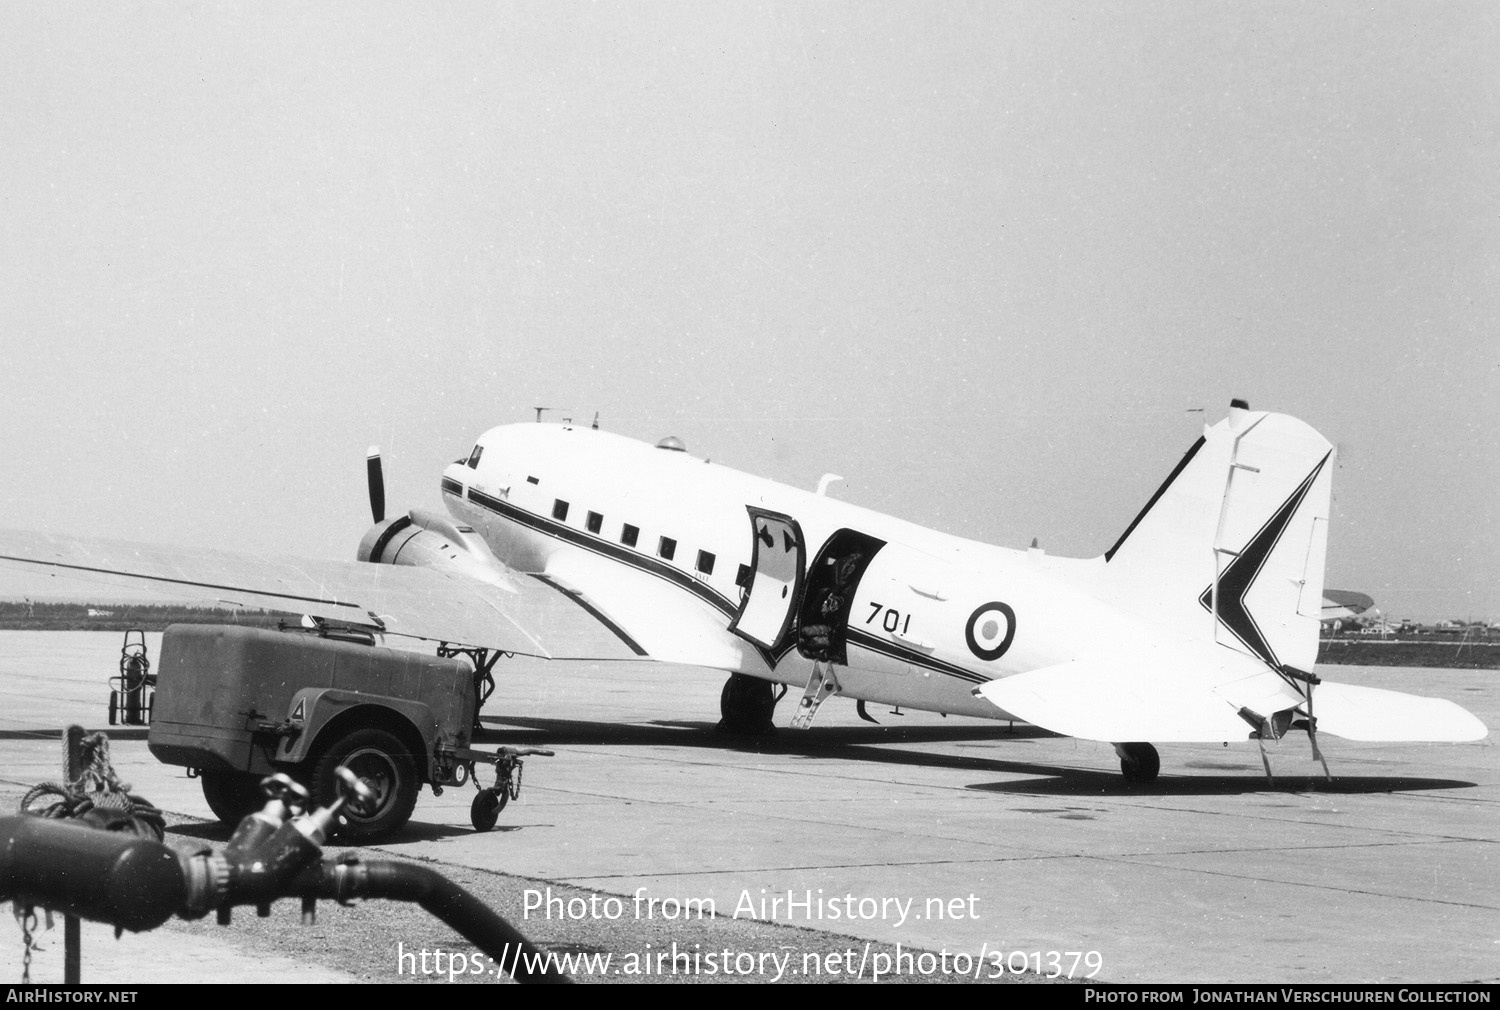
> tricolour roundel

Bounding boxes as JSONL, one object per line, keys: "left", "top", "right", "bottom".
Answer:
{"left": 964, "top": 602, "right": 1016, "bottom": 661}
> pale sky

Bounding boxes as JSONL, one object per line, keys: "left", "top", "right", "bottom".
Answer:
{"left": 1, "top": 3, "right": 1496, "bottom": 621}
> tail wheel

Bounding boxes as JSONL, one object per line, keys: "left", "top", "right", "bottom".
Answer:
{"left": 1115, "top": 742, "right": 1160, "bottom": 783}
{"left": 312, "top": 727, "right": 420, "bottom": 841}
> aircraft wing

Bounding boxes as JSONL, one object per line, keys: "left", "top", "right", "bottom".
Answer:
{"left": 1321, "top": 589, "right": 1375, "bottom": 623}
{"left": 0, "top": 529, "right": 645, "bottom": 660}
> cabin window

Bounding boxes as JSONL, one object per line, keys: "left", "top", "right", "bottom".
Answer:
{"left": 467, "top": 444, "right": 483, "bottom": 468}
{"left": 658, "top": 536, "right": 676, "bottom": 561}
{"left": 621, "top": 524, "right": 639, "bottom": 547}
{"left": 526, "top": 475, "right": 539, "bottom": 485}
{"left": 735, "top": 564, "right": 751, "bottom": 588}
{"left": 696, "top": 550, "right": 715, "bottom": 575}
{"left": 586, "top": 511, "right": 603, "bottom": 534}
{"left": 552, "top": 499, "right": 569, "bottom": 522}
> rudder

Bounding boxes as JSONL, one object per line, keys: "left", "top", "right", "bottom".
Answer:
{"left": 1103, "top": 401, "right": 1334, "bottom": 672}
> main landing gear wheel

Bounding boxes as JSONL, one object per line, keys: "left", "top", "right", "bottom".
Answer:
{"left": 718, "top": 674, "right": 778, "bottom": 735}
{"left": 1114, "top": 742, "right": 1160, "bottom": 784}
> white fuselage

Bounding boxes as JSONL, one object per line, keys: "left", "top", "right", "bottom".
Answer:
{"left": 437, "top": 423, "right": 1183, "bottom": 722}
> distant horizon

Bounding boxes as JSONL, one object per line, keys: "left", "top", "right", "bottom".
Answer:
{"left": 2, "top": 587, "right": 1493, "bottom": 627}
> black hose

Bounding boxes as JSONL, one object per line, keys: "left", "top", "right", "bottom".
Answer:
{"left": 297, "top": 861, "right": 571, "bottom": 984}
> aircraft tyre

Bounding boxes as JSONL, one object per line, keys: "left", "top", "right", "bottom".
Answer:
{"left": 1115, "top": 742, "right": 1160, "bottom": 783}
{"left": 312, "top": 727, "right": 420, "bottom": 841}
{"left": 718, "top": 673, "right": 777, "bottom": 735}
{"left": 200, "top": 770, "right": 266, "bottom": 825}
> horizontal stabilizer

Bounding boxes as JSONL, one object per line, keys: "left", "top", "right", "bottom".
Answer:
{"left": 1310, "top": 681, "right": 1488, "bottom": 742}
{"left": 976, "top": 659, "right": 1489, "bottom": 745}
{"left": 975, "top": 660, "right": 1262, "bottom": 743}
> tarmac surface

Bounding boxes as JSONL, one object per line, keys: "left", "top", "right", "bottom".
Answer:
{"left": 0, "top": 631, "right": 1495, "bottom": 985}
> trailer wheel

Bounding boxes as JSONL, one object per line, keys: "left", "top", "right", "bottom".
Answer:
{"left": 312, "top": 727, "right": 419, "bottom": 841}
{"left": 470, "top": 787, "right": 507, "bottom": 831}
{"left": 201, "top": 770, "right": 265, "bottom": 825}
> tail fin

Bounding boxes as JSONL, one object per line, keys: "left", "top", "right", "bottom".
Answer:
{"left": 1102, "top": 401, "right": 1334, "bottom": 672}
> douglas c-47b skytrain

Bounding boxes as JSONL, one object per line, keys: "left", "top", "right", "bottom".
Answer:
{"left": 0, "top": 400, "right": 1486, "bottom": 782}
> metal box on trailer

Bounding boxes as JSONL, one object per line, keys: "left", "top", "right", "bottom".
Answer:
{"left": 148, "top": 624, "right": 478, "bottom": 839}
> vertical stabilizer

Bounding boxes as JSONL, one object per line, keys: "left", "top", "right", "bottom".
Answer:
{"left": 1103, "top": 404, "right": 1333, "bottom": 672}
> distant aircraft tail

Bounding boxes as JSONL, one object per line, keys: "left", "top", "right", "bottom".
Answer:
{"left": 1101, "top": 401, "right": 1334, "bottom": 673}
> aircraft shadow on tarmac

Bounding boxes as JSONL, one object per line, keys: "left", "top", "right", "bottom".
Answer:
{"left": 478, "top": 714, "right": 1051, "bottom": 750}
{"left": 479, "top": 716, "right": 1477, "bottom": 797}
{"left": 965, "top": 771, "right": 1478, "bottom": 797}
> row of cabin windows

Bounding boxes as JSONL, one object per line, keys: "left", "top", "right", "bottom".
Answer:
{"left": 553, "top": 498, "right": 716, "bottom": 576}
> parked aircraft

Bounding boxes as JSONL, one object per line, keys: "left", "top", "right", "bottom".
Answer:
{"left": 1321, "top": 589, "right": 1376, "bottom": 623}
{"left": 0, "top": 400, "right": 1485, "bottom": 781}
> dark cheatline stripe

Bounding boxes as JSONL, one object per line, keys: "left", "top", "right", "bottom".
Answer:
{"left": 465, "top": 488, "right": 737, "bottom": 618}
{"left": 1104, "top": 435, "right": 1207, "bottom": 563}
{"left": 846, "top": 627, "right": 990, "bottom": 686}
{"left": 466, "top": 487, "right": 989, "bottom": 681}
{"left": 441, "top": 477, "right": 464, "bottom": 497}
{"left": 531, "top": 574, "right": 648, "bottom": 656}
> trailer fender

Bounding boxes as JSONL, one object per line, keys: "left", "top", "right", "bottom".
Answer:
{"left": 275, "top": 688, "right": 437, "bottom": 770}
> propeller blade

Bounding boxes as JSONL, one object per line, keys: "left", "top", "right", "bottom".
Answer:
{"left": 366, "top": 446, "right": 385, "bottom": 523}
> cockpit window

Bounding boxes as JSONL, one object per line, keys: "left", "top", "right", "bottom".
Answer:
{"left": 467, "top": 444, "right": 484, "bottom": 469}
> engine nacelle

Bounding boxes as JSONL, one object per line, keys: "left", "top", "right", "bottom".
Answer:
{"left": 356, "top": 508, "right": 512, "bottom": 588}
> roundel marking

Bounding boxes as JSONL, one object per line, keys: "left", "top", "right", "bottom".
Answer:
{"left": 965, "top": 602, "right": 1016, "bottom": 661}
